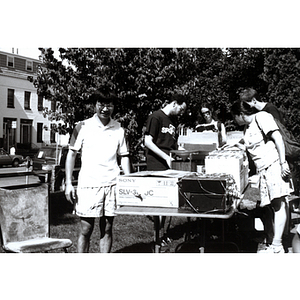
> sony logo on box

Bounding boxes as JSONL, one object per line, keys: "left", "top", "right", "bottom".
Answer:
{"left": 118, "top": 178, "right": 136, "bottom": 183}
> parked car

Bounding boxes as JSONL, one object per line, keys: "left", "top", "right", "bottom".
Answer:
{"left": 32, "top": 145, "right": 81, "bottom": 193}
{"left": 0, "top": 148, "right": 25, "bottom": 167}
{"left": 16, "top": 143, "right": 40, "bottom": 158}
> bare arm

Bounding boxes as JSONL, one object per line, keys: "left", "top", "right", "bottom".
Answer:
{"left": 120, "top": 156, "right": 131, "bottom": 175}
{"left": 221, "top": 123, "right": 227, "bottom": 145}
{"left": 65, "top": 149, "right": 77, "bottom": 203}
{"left": 144, "top": 134, "right": 173, "bottom": 168}
{"left": 271, "top": 130, "right": 290, "bottom": 181}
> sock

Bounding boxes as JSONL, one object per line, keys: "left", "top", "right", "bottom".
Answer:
{"left": 272, "top": 238, "right": 282, "bottom": 247}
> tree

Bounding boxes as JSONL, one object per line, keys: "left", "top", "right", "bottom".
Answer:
{"left": 260, "top": 48, "right": 300, "bottom": 141}
{"left": 33, "top": 48, "right": 228, "bottom": 159}
{"left": 32, "top": 47, "right": 300, "bottom": 162}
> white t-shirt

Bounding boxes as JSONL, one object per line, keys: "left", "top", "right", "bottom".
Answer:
{"left": 70, "top": 114, "right": 129, "bottom": 187}
{"left": 244, "top": 111, "right": 279, "bottom": 171}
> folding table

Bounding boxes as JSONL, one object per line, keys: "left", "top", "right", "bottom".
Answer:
{"left": 115, "top": 205, "right": 236, "bottom": 253}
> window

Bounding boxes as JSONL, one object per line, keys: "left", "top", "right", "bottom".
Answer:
{"left": 3, "top": 118, "right": 17, "bottom": 151}
{"left": 24, "top": 91, "right": 31, "bottom": 109}
{"left": 37, "top": 123, "right": 43, "bottom": 143}
{"left": 26, "top": 60, "right": 33, "bottom": 71}
{"left": 7, "top": 56, "right": 14, "bottom": 67}
{"left": 38, "top": 95, "right": 43, "bottom": 111}
{"left": 7, "top": 89, "right": 14, "bottom": 108}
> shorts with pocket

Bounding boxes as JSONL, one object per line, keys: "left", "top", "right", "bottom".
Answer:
{"left": 75, "top": 185, "right": 117, "bottom": 217}
{"left": 259, "top": 160, "right": 293, "bottom": 207}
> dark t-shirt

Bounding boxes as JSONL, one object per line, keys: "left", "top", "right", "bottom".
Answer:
{"left": 262, "top": 103, "right": 284, "bottom": 124}
{"left": 145, "top": 109, "right": 177, "bottom": 171}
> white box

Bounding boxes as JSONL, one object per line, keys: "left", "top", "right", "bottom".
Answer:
{"left": 178, "top": 131, "right": 219, "bottom": 147}
{"left": 116, "top": 170, "right": 191, "bottom": 208}
{"left": 205, "top": 150, "right": 249, "bottom": 193}
{"left": 226, "top": 131, "right": 244, "bottom": 145}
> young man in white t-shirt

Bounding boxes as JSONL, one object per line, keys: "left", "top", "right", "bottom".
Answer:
{"left": 65, "top": 90, "right": 131, "bottom": 253}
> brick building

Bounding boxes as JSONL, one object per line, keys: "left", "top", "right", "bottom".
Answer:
{"left": 0, "top": 50, "right": 68, "bottom": 153}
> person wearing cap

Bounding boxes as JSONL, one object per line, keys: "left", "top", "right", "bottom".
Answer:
{"left": 195, "top": 104, "right": 227, "bottom": 147}
{"left": 65, "top": 89, "right": 131, "bottom": 253}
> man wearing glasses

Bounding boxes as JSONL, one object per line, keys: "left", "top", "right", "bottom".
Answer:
{"left": 144, "top": 93, "right": 187, "bottom": 248}
{"left": 144, "top": 93, "right": 187, "bottom": 170}
{"left": 65, "top": 89, "right": 131, "bottom": 252}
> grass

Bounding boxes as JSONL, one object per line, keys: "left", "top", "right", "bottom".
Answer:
{"left": 47, "top": 188, "right": 265, "bottom": 253}
{"left": 49, "top": 194, "right": 189, "bottom": 253}
{"left": 1, "top": 187, "right": 298, "bottom": 253}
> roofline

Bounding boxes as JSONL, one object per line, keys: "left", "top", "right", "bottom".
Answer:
{"left": 0, "top": 50, "right": 42, "bottom": 63}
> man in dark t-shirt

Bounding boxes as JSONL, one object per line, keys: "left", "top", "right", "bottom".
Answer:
{"left": 144, "top": 94, "right": 187, "bottom": 250}
{"left": 239, "top": 87, "right": 284, "bottom": 123}
{"left": 145, "top": 94, "right": 187, "bottom": 171}
{"left": 262, "top": 102, "right": 284, "bottom": 124}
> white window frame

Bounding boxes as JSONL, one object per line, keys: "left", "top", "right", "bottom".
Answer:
{"left": 26, "top": 60, "right": 33, "bottom": 71}
{"left": 7, "top": 56, "right": 14, "bottom": 67}
{"left": 24, "top": 91, "right": 31, "bottom": 109}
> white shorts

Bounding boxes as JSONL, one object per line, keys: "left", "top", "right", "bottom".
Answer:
{"left": 259, "top": 160, "right": 293, "bottom": 207}
{"left": 75, "top": 185, "right": 117, "bottom": 217}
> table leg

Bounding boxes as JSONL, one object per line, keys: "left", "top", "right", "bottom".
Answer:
{"left": 153, "top": 216, "right": 161, "bottom": 253}
{"left": 199, "top": 219, "right": 205, "bottom": 253}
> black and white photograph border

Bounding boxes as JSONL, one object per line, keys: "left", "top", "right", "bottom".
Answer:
{"left": 1, "top": 0, "right": 300, "bottom": 299}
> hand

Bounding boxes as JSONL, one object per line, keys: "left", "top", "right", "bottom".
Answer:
{"left": 166, "top": 156, "right": 174, "bottom": 168}
{"left": 280, "top": 161, "right": 291, "bottom": 182}
{"left": 65, "top": 183, "right": 77, "bottom": 204}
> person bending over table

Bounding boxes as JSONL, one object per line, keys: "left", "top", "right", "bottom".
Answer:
{"left": 144, "top": 93, "right": 187, "bottom": 247}
{"left": 231, "top": 100, "right": 292, "bottom": 253}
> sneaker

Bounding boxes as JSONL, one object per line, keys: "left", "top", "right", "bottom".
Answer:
{"left": 257, "top": 242, "right": 270, "bottom": 252}
{"left": 257, "top": 244, "right": 285, "bottom": 253}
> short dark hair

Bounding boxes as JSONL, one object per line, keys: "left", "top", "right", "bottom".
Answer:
{"left": 231, "top": 100, "right": 259, "bottom": 116}
{"left": 200, "top": 104, "right": 213, "bottom": 115}
{"left": 239, "top": 88, "right": 260, "bottom": 102}
{"left": 170, "top": 93, "right": 187, "bottom": 105}
{"left": 89, "top": 89, "right": 118, "bottom": 105}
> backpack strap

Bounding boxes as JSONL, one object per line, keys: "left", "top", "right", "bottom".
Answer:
{"left": 254, "top": 116, "right": 268, "bottom": 143}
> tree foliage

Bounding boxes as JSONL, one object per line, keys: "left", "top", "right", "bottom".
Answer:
{"left": 32, "top": 47, "right": 300, "bottom": 161}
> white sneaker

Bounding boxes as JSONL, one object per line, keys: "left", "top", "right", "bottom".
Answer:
{"left": 257, "top": 244, "right": 285, "bottom": 253}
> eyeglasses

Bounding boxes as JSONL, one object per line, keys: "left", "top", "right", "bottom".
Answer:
{"left": 202, "top": 110, "right": 211, "bottom": 115}
{"left": 96, "top": 102, "right": 114, "bottom": 109}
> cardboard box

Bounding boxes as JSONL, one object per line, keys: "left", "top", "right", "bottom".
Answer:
{"left": 171, "top": 161, "right": 198, "bottom": 172}
{"left": 116, "top": 170, "right": 192, "bottom": 208}
{"left": 205, "top": 150, "right": 249, "bottom": 193}
{"left": 178, "top": 132, "right": 219, "bottom": 147}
